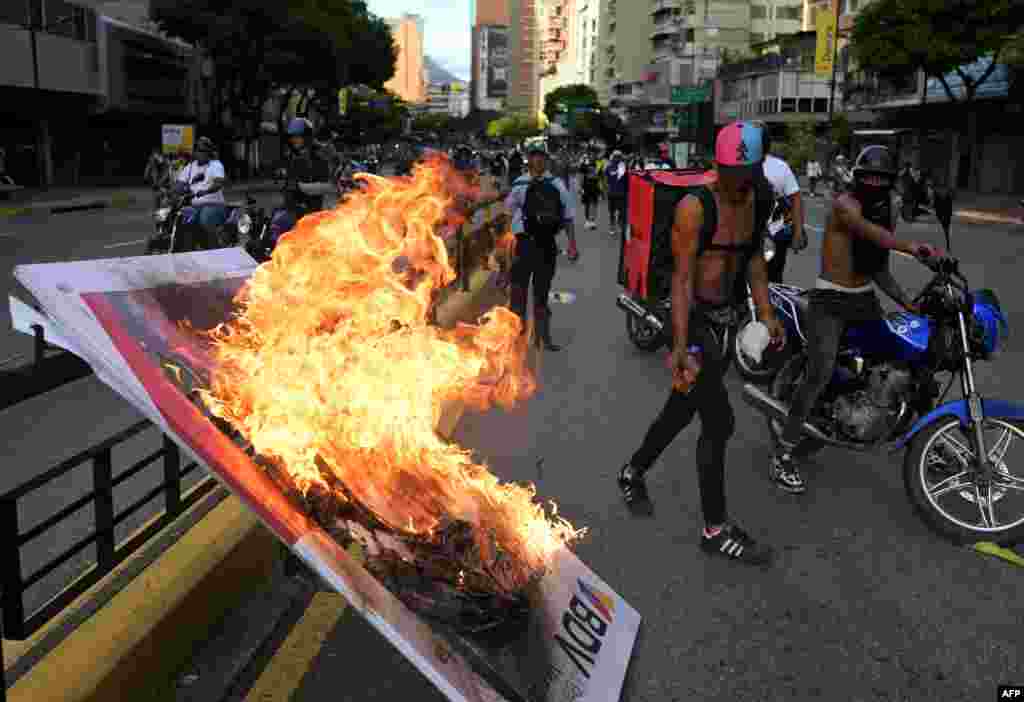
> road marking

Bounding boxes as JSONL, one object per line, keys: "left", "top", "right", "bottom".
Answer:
{"left": 103, "top": 239, "right": 147, "bottom": 249}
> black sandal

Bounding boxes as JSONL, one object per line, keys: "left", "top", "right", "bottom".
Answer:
{"left": 618, "top": 464, "right": 654, "bottom": 516}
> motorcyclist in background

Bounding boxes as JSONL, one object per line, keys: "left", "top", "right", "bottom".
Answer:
{"left": 269, "top": 117, "right": 331, "bottom": 237}
{"left": 175, "top": 136, "right": 228, "bottom": 249}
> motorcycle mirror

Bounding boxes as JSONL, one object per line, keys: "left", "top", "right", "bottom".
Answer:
{"left": 933, "top": 186, "right": 953, "bottom": 252}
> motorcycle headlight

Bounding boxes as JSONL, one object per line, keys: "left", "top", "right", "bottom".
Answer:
{"left": 237, "top": 213, "right": 253, "bottom": 236}
{"left": 763, "top": 237, "right": 776, "bottom": 262}
{"left": 153, "top": 207, "right": 171, "bottom": 223}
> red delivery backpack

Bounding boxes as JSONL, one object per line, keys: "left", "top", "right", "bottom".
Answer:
{"left": 618, "top": 168, "right": 772, "bottom": 302}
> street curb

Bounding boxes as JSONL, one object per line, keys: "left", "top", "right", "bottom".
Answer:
{"left": 7, "top": 495, "right": 279, "bottom": 702}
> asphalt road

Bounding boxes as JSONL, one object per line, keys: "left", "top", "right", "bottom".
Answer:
{"left": 273, "top": 192, "right": 1023, "bottom": 701}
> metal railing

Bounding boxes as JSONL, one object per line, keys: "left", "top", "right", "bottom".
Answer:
{"left": 0, "top": 421, "right": 217, "bottom": 640}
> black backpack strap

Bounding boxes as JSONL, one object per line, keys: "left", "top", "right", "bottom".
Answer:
{"left": 692, "top": 186, "right": 717, "bottom": 257}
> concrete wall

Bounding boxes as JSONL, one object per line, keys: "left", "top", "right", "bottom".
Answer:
{"left": 0, "top": 24, "right": 101, "bottom": 94}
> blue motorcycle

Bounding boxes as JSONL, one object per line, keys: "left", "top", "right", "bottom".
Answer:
{"left": 741, "top": 251, "right": 1022, "bottom": 544}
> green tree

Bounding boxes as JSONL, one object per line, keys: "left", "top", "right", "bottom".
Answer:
{"left": 828, "top": 113, "right": 853, "bottom": 156}
{"left": 413, "top": 113, "right": 455, "bottom": 134}
{"left": 486, "top": 114, "right": 544, "bottom": 139}
{"left": 774, "top": 122, "right": 817, "bottom": 173}
{"left": 542, "top": 84, "right": 599, "bottom": 127}
{"left": 850, "top": 0, "right": 1024, "bottom": 187}
{"left": 152, "top": 0, "right": 397, "bottom": 172}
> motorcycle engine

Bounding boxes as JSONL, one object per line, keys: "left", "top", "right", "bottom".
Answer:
{"left": 833, "top": 362, "right": 914, "bottom": 442}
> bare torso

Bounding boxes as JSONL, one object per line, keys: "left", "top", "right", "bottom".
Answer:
{"left": 690, "top": 186, "right": 756, "bottom": 305}
{"left": 819, "top": 193, "right": 885, "bottom": 288}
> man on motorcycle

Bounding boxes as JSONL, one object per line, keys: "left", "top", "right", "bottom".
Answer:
{"left": 617, "top": 121, "right": 783, "bottom": 566}
{"left": 175, "top": 136, "right": 228, "bottom": 249}
{"left": 769, "top": 145, "right": 942, "bottom": 494}
{"left": 270, "top": 117, "right": 330, "bottom": 237}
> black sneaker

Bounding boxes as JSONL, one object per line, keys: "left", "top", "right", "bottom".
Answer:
{"left": 700, "top": 523, "right": 774, "bottom": 566}
{"left": 770, "top": 451, "right": 806, "bottom": 494}
{"left": 617, "top": 464, "right": 654, "bottom": 516}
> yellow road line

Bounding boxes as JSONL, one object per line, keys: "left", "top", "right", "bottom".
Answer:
{"left": 243, "top": 592, "right": 350, "bottom": 702}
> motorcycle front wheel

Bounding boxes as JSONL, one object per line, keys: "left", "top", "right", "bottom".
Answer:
{"left": 626, "top": 312, "right": 667, "bottom": 352}
{"left": 903, "top": 416, "right": 1024, "bottom": 545}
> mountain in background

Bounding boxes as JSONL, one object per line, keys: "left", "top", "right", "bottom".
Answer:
{"left": 425, "top": 56, "right": 464, "bottom": 85}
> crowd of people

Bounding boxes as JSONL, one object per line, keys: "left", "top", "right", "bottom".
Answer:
{"left": 491, "top": 122, "right": 943, "bottom": 567}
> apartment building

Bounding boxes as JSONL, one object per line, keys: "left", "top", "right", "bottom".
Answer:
{"left": 385, "top": 14, "right": 427, "bottom": 104}
{"left": 575, "top": 0, "right": 601, "bottom": 87}
{"left": 508, "top": 0, "right": 541, "bottom": 115}
{"left": 539, "top": 0, "right": 580, "bottom": 112}
{"left": 424, "top": 81, "right": 471, "bottom": 118}
{"left": 471, "top": 0, "right": 509, "bottom": 111}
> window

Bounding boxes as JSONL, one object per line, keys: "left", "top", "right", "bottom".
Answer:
{"left": 777, "top": 6, "right": 801, "bottom": 20}
{"left": 751, "top": 5, "right": 766, "bottom": 19}
{"left": 750, "top": 32, "right": 765, "bottom": 43}
{"left": 813, "top": 98, "right": 828, "bottom": 112}
{"left": 798, "top": 97, "right": 812, "bottom": 112}
{"left": 781, "top": 97, "right": 796, "bottom": 112}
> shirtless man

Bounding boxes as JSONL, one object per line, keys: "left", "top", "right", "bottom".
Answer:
{"left": 618, "top": 121, "right": 783, "bottom": 566}
{"left": 769, "top": 145, "right": 941, "bottom": 493}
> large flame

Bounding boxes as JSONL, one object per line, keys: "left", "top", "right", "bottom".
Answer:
{"left": 200, "top": 157, "right": 583, "bottom": 593}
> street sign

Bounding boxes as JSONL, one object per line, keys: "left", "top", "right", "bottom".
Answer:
{"left": 161, "top": 124, "right": 194, "bottom": 155}
{"left": 670, "top": 86, "right": 710, "bottom": 105}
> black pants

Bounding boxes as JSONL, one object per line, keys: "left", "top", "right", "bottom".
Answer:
{"left": 765, "top": 239, "right": 790, "bottom": 284}
{"left": 630, "top": 310, "right": 736, "bottom": 526}
{"left": 781, "top": 288, "right": 883, "bottom": 446}
{"left": 608, "top": 195, "right": 625, "bottom": 228}
{"left": 583, "top": 194, "right": 598, "bottom": 221}
{"left": 509, "top": 234, "right": 557, "bottom": 321}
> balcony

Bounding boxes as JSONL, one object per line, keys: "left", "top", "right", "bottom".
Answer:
{"left": 650, "top": 0, "right": 682, "bottom": 11}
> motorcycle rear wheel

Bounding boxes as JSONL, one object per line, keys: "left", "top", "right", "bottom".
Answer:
{"left": 903, "top": 416, "right": 1024, "bottom": 546}
{"left": 767, "top": 355, "right": 826, "bottom": 458}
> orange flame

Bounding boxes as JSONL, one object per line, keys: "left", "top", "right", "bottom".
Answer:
{"left": 200, "top": 156, "right": 583, "bottom": 593}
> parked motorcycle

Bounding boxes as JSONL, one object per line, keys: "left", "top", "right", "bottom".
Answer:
{"left": 147, "top": 184, "right": 257, "bottom": 254}
{"left": 742, "top": 210, "right": 1022, "bottom": 544}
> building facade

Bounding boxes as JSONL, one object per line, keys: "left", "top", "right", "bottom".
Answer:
{"left": 574, "top": 0, "right": 601, "bottom": 88}
{"left": 0, "top": 1, "right": 201, "bottom": 187}
{"left": 385, "top": 14, "right": 426, "bottom": 104}
{"left": 508, "top": 0, "right": 541, "bottom": 116}
{"left": 539, "top": 0, "right": 580, "bottom": 113}
{"left": 471, "top": 0, "right": 509, "bottom": 111}
{"left": 473, "top": 24, "right": 510, "bottom": 112}
{"left": 425, "top": 81, "right": 471, "bottom": 118}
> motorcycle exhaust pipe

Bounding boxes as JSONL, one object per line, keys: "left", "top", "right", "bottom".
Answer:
{"left": 741, "top": 383, "right": 833, "bottom": 444}
{"left": 616, "top": 294, "right": 664, "bottom": 332}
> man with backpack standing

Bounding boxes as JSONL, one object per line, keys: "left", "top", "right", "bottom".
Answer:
{"left": 504, "top": 143, "right": 578, "bottom": 351}
{"left": 616, "top": 121, "right": 782, "bottom": 566}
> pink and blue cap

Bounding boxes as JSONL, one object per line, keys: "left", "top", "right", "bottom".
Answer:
{"left": 714, "top": 121, "right": 764, "bottom": 167}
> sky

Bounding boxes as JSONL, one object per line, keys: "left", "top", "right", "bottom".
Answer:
{"left": 367, "top": 0, "right": 472, "bottom": 81}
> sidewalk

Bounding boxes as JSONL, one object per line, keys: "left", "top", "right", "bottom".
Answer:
{"left": 0, "top": 180, "right": 281, "bottom": 217}
{"left": 798, "top": 176, "right": 1024, "bottom": 225}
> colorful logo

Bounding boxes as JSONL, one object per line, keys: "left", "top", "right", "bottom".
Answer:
{"left": 577, "top": 579, "right": 615, "bottom": 623}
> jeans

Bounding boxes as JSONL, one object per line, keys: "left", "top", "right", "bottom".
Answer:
{"left": 195, "top": 204, "right": 229, "bottom": 248}
{"left": 630, "top": 309, "right": 736, "bottom": 526}
{"left": 509, "top": 234, "right": 558, "bottom": 321}
{"left": 780, "top": 288, "right": 883, "bottom": 446}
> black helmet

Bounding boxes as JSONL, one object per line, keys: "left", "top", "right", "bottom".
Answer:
{"left": 852, "top": 145, "right": 897, "bottom": 187}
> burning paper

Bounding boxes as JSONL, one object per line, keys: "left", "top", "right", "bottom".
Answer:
{"left": 12, "top": 156, "right": 640, "bottom": 702}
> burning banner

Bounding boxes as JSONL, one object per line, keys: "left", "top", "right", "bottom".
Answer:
{"left": 11, "top": 158, "right": 640, "bottom": 702}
